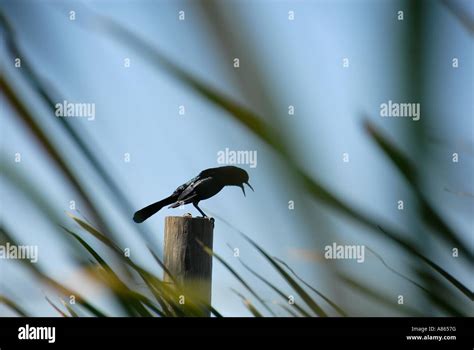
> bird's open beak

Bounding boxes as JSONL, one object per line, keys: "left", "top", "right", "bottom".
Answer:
{"left": 240, "top": 182, "right": 254, "bottom": 196}
{"left": 245, "top": 181, "right": 254, "bottom": 192}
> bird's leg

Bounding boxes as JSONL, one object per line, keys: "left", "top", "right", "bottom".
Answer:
{"left": 193, "top": 202, "right": 207, "bottom": 217}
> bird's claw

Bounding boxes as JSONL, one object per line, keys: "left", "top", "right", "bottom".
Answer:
{"left": 203, "top": 216, "right": 214, "bottom": 223}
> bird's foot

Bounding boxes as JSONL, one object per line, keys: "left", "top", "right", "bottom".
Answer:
{"left": 203, "top": 216, "right": 215, "bottom": 224}
{"left": 183, "top": 212, "right": 193, "bottom": 217}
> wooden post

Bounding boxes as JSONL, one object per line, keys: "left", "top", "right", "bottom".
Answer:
{"left": 163, "top": 216, "right": 214, "bottom": 316}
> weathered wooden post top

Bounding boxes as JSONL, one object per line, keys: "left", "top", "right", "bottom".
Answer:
{"left": 163, "top": 215, "right": 214, "bottom": 316}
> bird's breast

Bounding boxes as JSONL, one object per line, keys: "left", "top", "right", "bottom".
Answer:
{"left": 196, "top": 180, "right": 224, "bottom": 200}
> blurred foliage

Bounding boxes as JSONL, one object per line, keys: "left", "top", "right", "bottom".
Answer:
{"left": 0, "top": 1, "right": 472, "bottom": 317}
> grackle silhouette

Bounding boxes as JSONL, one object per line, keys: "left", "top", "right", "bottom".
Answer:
{"left": 133, "top": 166, "right": 253, "bottom": 223}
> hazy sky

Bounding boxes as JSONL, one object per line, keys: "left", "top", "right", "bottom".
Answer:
{"left": 1, "top": 0, "right": 472, "bottom": 316}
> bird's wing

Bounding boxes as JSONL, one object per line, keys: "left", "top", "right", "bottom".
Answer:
{"left": 171, "top": 175, "right": 200, "bottom": 197}
{"left": 168, "top": 177, "right": 213, "bottom": 208}
{"left": 168, "top": 193, "right": 198, "bottom": 208}
{"left": 177, "top": 177, "right": 213, "bottom": 202}
{"left": 170, "top": 168, "right": 219, "bottom": 197}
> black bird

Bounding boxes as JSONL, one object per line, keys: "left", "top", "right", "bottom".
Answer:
{"left": 133, "top": 166, "right": 253, "bottom": 223}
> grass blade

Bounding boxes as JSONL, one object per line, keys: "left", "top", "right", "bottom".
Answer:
{"left": 364, "top": 120, "right": 471, "bottom": 261}
{"left": 377, "top": 226, "right": 472, "bottom": 300}
{"left": 273, "top": 258, "right": 348, "bottom": 317}
{"left": 147, "top": 246, "right": 178, "bottom": 285}
{"left": 0, "top": 74, "right": 116, "bottom": 242}
{"left": 231, "top": 289, "right": 263, "bottom": 317}
{"left": 238, "top": 259, "right": 312, "bottom": 317}
{"left": 61, "top": 299, "right": 79, "bottom": 317}
{"left": 240, "top": 234, "right": 328, "bottom": 317}
{"left": 1, "top": 225, "right": 107, "bottom": 317}
{"left": 64, "top": 228, "right": 154, "bottom": 317}
{"left": 339, "top": 274, "right": 424, "bottom": 317}
{"left": 197, "top": 240, "right": 275, "bottom": 316}
{"left": 45, "top": 297, "right": 68, "bottom": 317}
{"left": 0, "top": 9, "right": 158, "bottom": 250}
{"left": 0, "top": 295, "right": 29, "bottom": 316}
{"left": 85, "top": 9, "right": 473, "bottom": 307}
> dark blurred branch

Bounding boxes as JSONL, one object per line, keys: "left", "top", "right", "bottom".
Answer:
{"left": 273, "top": 257, "right": 348, "bottom": 317}
{"left": 53, "top": 3, "right": 470, "bottom": 310}
{"left": 443, "top": 187, "right": 474, "bottom": 198}
{"left": 339, "top": 274, "right": 425, "bottom": 317}
{"left": 237, "top": 258, "right": 313, "bottom": 317}
{"left": 376, "top": 226, "right": 471, "bottom": 300}
{"left": 0, "top": 225, "right": 107, "bottom": 317}
{"left": 77, "top": 5, "right": 409, "bottom": 247}
{"left": 0, "top": 9, "right": 159, "bottom": 250}
{"left": 212, "top": 209, "right": 472, "bottom": 304}
{"left": 365, "top": 247, "right": 469, "bottom": 314}
{"left": 364, "top": 120, "right": 472, "bottom": 261}
{"left": 0, "top": 74, "right": 109, "bottom": 234}
{"left": 0, "top": 295, "right": 29, "bottom": 316}
{"left": 442, "top": 0, "right": 474, "bottom": 35}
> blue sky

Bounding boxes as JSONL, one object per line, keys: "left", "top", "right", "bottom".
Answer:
{"left": 1, "top": 0, "right": 472, "bottom": 316}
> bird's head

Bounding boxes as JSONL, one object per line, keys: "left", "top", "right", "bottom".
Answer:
{"left": 218, "top": 166, "right": 254, "bottom": 196}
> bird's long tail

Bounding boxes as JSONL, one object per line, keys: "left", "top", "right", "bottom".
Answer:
{"left": 133, "top": 196, "right": 175, "bottom": 223}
